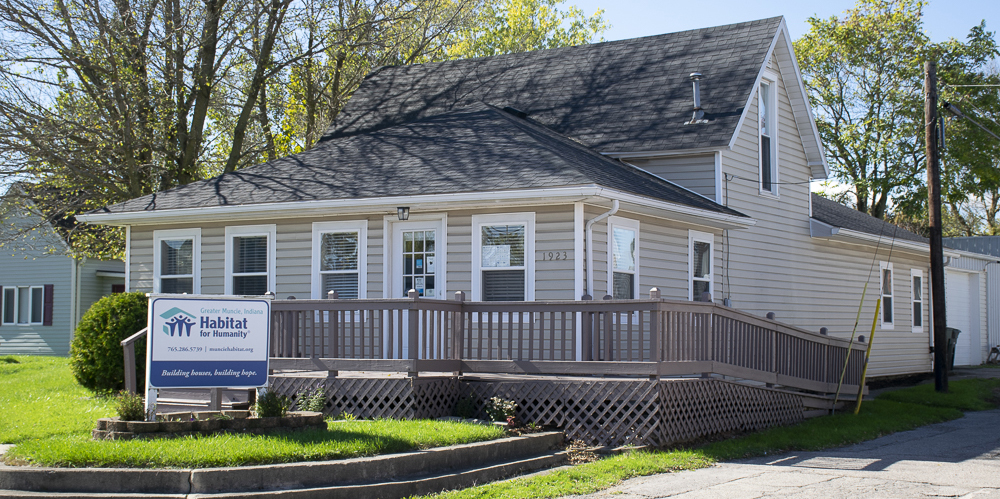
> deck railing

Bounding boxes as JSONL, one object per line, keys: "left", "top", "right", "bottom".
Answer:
{"left": 268, "top": 289, "right": 866, "bottom": 395}
{"left": 122, "top": 290, "right": 866, "bottom": 396}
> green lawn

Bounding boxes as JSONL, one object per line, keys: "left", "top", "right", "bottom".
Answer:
{"left": 419, "top": 378, "right": 1000, "bottom": 499}
{"left": 0, "top": 356, "right": 503, "bottom": 468}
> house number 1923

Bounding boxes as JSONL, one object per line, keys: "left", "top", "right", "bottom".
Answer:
{"left": 539, "top": 251, "right": 569, "bottom": 261}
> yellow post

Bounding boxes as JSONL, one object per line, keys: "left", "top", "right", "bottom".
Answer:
{"left": 854, "top": 298, "right": 881, "bottom": 415}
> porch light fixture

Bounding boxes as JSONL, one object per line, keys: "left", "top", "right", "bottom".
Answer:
{"left": 397, "top": 207, "right": 410, "bottom": 220}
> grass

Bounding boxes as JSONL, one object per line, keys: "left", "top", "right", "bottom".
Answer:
{"left": 0, "top": 355, "right": 116, "bottom": 444}
{"left": 417, "top": 378, "right": 1000, "bottom": 499}
{"left": 6, "top": 419, "right": 505, "bottom": 468}
{"left": 0, "top": 356, "right": 504, "bottom": 468}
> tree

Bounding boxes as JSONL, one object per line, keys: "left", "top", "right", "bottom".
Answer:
{"left": 795, "top": 0, "right": 996, "bottom": 219}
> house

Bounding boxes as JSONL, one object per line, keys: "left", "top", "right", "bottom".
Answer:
{"left": 0, "top": 192, "right": 125, "bottom": 355}
{"left": 79, "top": 17, "right": 981, "bottom": 377}
{"left": 942, "top": 236, "right": 1000, "bottom": 365}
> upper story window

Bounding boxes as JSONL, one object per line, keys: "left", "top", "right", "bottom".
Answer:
{"left": 880, "top": 261, "right": 894, "bottom": 329}
{"left": 759, "top": 73, "right": 779, "bottom": 195}
{"left": 2, "top": 286, "right": 43, "bottom": 325}
{"left": 473, "top": 213, "right": 535, "bottom": 302}
{"left": 689, "top": 230, "right": 714, "bottom": 302}
{"left": 225, "top": 225, "right": 276, "bottom": 296}
{"left": 911, "top": 269, "right": 923, "bottom": 333}
{"left": 153, "top": 229, "right": 201, "bottom": 294}
{"left": 608, "top": 217, "right": 639, "bottom": 299}
{"left": 312, "top": 221, "right": 367, "bottom": 299}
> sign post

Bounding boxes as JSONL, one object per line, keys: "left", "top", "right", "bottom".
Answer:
{"left": 144, "top": 295, "right": 272, "bottom": 419}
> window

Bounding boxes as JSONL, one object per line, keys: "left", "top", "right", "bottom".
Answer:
{"left": 225, "top": 225, "right": 276, "bottom": 296}
{"left": 911, "top": 269, "right": 923, "bottom": 333}
{"left": 880, "top": 261, "right": 894, "bottom": 329}
{"left": 153, "top": 229, "right": 200, "bottom": 294}
{"left": 312, "top": 221, "right": 367, "bottom": 299}
{"left": 607, "top": 217, "right": 639, "bottom": 299}
{"left": 472, "top": 213, "right": 535, "bottom": 302}
{"left": 758, "top": 73, "right": 778, "bottom": 195}
{"left": 689, "top": 231, "right": 714, "bottom": 302}
{"left": 2, "top": 286, "right": 44, "bottom": 325}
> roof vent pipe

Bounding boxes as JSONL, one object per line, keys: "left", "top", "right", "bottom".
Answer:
{"left": 687, "top": 72, "right": 708, "bottom": 124}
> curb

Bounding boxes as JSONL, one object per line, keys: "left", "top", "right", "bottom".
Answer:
{"left": 0, "top": 431, "right": 564, "bottom": 496}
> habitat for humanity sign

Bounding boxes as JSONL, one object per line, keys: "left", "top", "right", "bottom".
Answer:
{"left": 147, "top": 296, "right": 270, "bottom": 388}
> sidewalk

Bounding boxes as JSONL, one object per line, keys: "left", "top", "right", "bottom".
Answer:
{"left": 567, "top": 367, "right": 1000, "bottom": 499}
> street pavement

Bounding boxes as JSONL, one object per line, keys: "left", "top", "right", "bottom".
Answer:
{"left": 568, "top": 384, "right": 1000, "bottom": 498}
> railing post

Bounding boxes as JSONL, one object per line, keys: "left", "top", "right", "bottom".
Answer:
{"left": 581, "top": 294, "right": 593, "bottom": 361}
{"left": 407, "top": 289, "right": 419, "bottom": 377}
{"left": 326, "top": 290, "right": 339, "bottom": 378}
{"left": 454, "top": 291, "right": 465, "bottom": 375}
{"left": 603, "top": 295, "right": 613, "bottom": 361}
{"left": 649, "top": 288, "right": 660, "bottom": 365}
{"left": 123, "top": 342, "right": 137, "bottom": 394}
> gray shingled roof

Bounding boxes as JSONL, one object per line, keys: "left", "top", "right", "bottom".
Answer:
{"left": 945, "top": 236, "right": 1000, "bottom": 258}
{"left": 810, "top": 194, "right": 927, "bottom": 244}
{"left": 322, "top": 17, "right": 782, "bottom": 154}
{"left": 97, "top": 105, "right": 747, "bottom": 217}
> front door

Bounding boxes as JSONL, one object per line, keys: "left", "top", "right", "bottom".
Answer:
{"left": 389, "top": 218, "right": 445, "bottom": 358}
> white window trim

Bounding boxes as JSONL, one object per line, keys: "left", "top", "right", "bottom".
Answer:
{"left": 2, "top": 285, "right": 44, "bottom": 325}
{"left": 224, "top": 224, "right": 276, "bottom": 296}
{"left": 758, "top": 70, "right": 779, "bottom": 197}
{"left": 607, "top": 216, "right": 639, "bottom": 300}
{"left": 472, "top": 212, "right": 535, "bottom": 302}
{"left": 688, "top": 230, "right": 714, "bottom": 302}
{"left": 311, "top": 221, "right": 367, "bottom": 300}
{"left": 153, "top": 228, "right": 201, "bottom": 294}
{"left": 880, "top": 261, "right": 894, "bottom": 330}
{"left": 911, "top": 268, "right": 924, "bottom": 333}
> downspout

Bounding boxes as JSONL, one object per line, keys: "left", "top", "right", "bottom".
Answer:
{"left": 585, "top": 199, "right": 619, "bottom": 297}
{"left": 74, "top": 257, "right": 86, "bottom": 332}
{"left": 69, "top": 257, "right": 78, "bottom": 344}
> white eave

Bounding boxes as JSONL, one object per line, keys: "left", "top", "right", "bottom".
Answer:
{"left": 78, "top": 185, "right": 756, "bottom": 230}
{"left": 809, "top": 218, "right": 958, "bottom": 257}
{"left": 730, "top": 18, "right": 829, "bottom": 180}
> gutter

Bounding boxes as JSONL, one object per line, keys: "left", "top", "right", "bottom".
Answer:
{"left": 809, "top": 219, "right": 959, "bottom": 257}
{"left": 78, "top": 186, "right": 755, "bottom": 230}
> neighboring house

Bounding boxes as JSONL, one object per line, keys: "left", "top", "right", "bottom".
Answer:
{"left": 79, "top": 17, "right": 983, "bottom": 376}
{"left": 943, "top": 236, "right": 1000, "bottom": 364}
{"left": 0, "top": 194, "right": 125, "bottom": 355}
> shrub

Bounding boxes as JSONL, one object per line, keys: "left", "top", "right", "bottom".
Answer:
{"left": 295, "top": 385, "right": 327, "bottom": 412}
{"left": 254, "top": 390, "right": 291, "bottom": 418}
{"left": 455, "top": 395, "right": 478, "bottom": 419}
{"left": 69, "top": 291, "right": 148, "bottom": 394}
{"left": 485, "top": 397, "right": 516, "bottom": 422}
{"left": 116, "top": 390, "right": 146, "bottom": 421}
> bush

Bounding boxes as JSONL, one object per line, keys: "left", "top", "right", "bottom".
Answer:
{"left": 454, "top": 395, "right": 478, "bottom": 419}
{"left": 484, "top": 397, "right": 516, "bottom": 422}
{"left": 295, "top": 385, "right": 327, "bottom": 412}
{"left": 116, "top": 390, "right": 146, "bottom": 421}
{"left": 254, "top": 390, "right": 291, "bottom": 418}
{"left": 69, "top": 292, "right": 148, "bottom": 394}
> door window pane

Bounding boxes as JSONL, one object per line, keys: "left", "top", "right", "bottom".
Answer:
{"left": 401, "top": 229, "right": 435, "bottom": 297}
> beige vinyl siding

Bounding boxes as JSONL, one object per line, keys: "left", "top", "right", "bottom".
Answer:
{"left": 76, "top": 258, "right": 125, "bottom": 320}
{"left": 628, "top": 155, "right": 717, "bottom": 201}
{"left": 717, "top": 53, "right": 932, "bottom": 376}
{"left": 584, "top": 205, "right": 721, "bottom": 302}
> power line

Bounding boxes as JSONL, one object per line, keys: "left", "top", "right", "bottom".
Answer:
{"left": 943, "top": 101, "right": 1000, "bottom": 142}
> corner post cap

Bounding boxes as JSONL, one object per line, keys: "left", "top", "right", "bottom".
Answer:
{"left": 603, "top": 294, "right": 613, "bottom": 301}
{"left": 649, "top": 288, "right": 661, "bottom": 300}
{"left": 327, "top": 290, "right": 338, "bottom": 300}
{"left": 408, "top": 289, "right": 419, "bottom": 299}
{"left": 766, "top": 312, "right": 776, "bottom": 320}
{"left": 454, "top": 291, "right": 465, "bottom": 302}
{"left": 820, "top": 327, "right": 828, "bottom": 336}
{"left": 581, "top": 294, "right": 593, "bottom": 301}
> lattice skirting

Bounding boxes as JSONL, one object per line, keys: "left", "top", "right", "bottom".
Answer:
{"left": 269, "top": 376, "right": 459, "bottom": 420}
{"left": 270, "top": 376, "right": 803, "bottom": 447}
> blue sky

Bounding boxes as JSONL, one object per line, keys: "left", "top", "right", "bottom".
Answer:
{"left": 570, "top": 0, "right": 998, "bottom": 43}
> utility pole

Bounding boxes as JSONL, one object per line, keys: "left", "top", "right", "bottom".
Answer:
{"left": 925, "top": 60, "right": 948, "bottom": 393}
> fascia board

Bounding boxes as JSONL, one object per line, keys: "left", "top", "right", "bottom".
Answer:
{"left": 813, "top": 225, "right": 960, "bottom": 258}
{"left": 79, "top": 185, "right": 754, "bottom": 230}
{"left": 600, "top": 147, "right": 727, "bottom": 159}
{"left": 776, "top": 20, "right": 829, "bottom": 179}
{"left": 728, "top": 24, "right": 782, "bottom": 155}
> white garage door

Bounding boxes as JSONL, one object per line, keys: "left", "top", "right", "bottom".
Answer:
{"left": 946, "top": 270, "right": 975, "bottom": 366}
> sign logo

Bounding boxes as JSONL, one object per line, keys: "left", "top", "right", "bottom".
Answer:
{"left": 160, "top": 307, "right": 196, "bottom": 337}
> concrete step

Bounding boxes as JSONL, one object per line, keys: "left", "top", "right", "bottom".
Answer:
{"left": 0, "top": 432, "right": 566, "bottom": 498}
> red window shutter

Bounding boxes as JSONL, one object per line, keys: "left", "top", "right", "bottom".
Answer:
{"left": 43, "top": 284, "right": 54, "bottom": 326}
